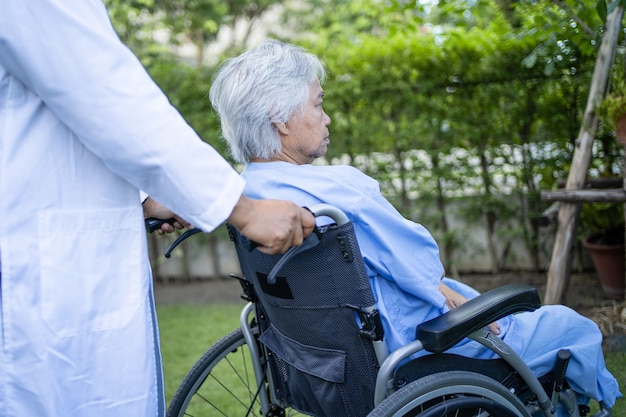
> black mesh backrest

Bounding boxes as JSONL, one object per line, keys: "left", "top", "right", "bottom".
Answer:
{"left": 228, "top": 222, "right": 380, "bottom": 417}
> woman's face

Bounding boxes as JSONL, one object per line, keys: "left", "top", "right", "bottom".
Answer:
{"left": 279, "top": 80, "right": 331, "bottom": 165}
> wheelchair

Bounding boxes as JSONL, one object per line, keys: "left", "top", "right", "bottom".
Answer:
{"left": 163, "top": 204, "right": 611, "bottom": 417}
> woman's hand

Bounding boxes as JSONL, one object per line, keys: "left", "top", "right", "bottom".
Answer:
{"left": 438, "top": 282, "right": 501, "bottom": 335}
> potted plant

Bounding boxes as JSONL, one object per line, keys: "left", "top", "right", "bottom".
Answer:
{"left": 600, "top": 93, "right": 626, "bottom": 144}
{"left": 598, "top": 61, "right": 626, "bottom": 144}
{"left": 580, "top": 201, "right": 625, "bottom": 300}
{"left": 588, "top": 65, "right": 626, "bottom": 300}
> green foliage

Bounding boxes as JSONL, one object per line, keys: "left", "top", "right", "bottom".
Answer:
{"left": 105, "top": 0, "right": 624, "bottom": 271}
{"left": 581, "top": 202, "right": 625, "bottom": 245}
{"left": 301, "top": 0, "right": 615, "bottom": 270}
{"left": 598, "top": 53, "right": 626, "bottom": 133}
{"left": 597, "top": 0, "right": 626, "bottom": 22}
{"left": 516, "top": 0, "right": 603, "bottom": 78}
{"left": 146, "top": 60, "right": 225, "bottom": 153}
{"left": 105, "top": 0, "right": 288, "bottom": 66}
{"left": 600, "top": 84, "right": 626, "bottom": 131}
{"left": 103, "top": 0, "right": 165, "bottom": 53}
{"left": 103, "top": 0, "right": 264, "bottom": 157}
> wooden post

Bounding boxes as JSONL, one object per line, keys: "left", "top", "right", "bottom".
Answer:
{"left": 542, "top": 189, "right": 626, "bottom": 202}
{"left": 544, "top": 5, "right": 625, "bottom": 304}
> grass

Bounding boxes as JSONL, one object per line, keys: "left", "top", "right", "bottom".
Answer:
{"left": 158, "top": 304, "right": 626, "bottom": 414}
{"left": 158, "top": 303, "right": 244, "bottom": 405}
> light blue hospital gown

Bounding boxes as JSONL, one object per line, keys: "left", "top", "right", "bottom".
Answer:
{"left": 242, "top": 161, "right": 621, "bottom": 411}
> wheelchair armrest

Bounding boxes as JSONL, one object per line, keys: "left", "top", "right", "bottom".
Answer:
{"left": 416, "top": 284, "right": 541, "bottom": 354}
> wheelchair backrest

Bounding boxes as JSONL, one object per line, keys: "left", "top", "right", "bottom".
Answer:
{"left": 228, "top": 220, "right": 380, "bottom": 417}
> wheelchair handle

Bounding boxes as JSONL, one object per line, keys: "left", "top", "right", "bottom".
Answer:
{"left": 145, "top": 204, "right": 348, "bottom": 260}
{"left": 144, "top": 217, "right": 203, "bottom": 258}
{"left": 308, "top": 204, "right": 349, "bottom": 225}
{"left": 145, "top": 217, "right": 177, "bottom": 233}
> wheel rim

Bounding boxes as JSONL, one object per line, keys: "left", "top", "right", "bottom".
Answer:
{"left": 392, "top": 384, "right": 526, "bottom": 417}
{"left": 414, "top": 395, "right": 522, "bottom": 417}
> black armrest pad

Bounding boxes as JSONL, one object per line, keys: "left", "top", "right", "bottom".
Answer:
{"left": 416, "top": 284, "right": 541, "bottom": 353}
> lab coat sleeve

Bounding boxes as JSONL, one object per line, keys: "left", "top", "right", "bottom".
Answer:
{"left": 0, "top": 0, "right": 243, "bottom": 232}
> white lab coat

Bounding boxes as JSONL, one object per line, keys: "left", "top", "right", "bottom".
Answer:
{"left": 0, "top": 1, "right": 244, "bottom": 416}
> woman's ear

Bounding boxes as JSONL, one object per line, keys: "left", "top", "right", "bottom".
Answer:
{"left": 274, "top": 121, "right": 289, "bottom": 136}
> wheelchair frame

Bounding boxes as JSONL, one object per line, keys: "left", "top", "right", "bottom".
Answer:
{"left": 164, "top": 204, "right": 607, "bottom": 417}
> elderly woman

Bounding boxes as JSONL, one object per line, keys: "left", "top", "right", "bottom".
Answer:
{"left": 209, "top": 39, "right": 621, "bottom": 415}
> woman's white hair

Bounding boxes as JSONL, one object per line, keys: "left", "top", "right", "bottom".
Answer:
{"left": 209, "top": 39, "right": 326, "bottom": 164}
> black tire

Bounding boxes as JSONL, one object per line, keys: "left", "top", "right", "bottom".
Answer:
{"left": 367, "top": 371, "right": 532, "bottom": 417}
{"left": 166, "top": 328, "right": 310, "bottom": 417}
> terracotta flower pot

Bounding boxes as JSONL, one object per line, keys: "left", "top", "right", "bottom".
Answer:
{"left": 583, "top": 234, "right": 625, "bottom": 300}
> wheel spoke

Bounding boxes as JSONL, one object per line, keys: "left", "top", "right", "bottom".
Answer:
{"left": 167, "top": 329, "right": 312, "bottom": 417}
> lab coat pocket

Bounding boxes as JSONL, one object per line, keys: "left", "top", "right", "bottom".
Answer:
{"left": 38, "top": 208, "right": 143, "bottom": 337}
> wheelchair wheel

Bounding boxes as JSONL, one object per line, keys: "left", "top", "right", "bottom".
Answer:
{"left": 368, "top": 371, "right": 532, "bottom": 417}
{"left": 166, "top": 328, "right": 311, "bottom": 417}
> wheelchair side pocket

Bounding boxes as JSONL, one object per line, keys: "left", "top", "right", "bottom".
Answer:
{"left": 259, "top": 324, "right": 352, "bottom": 416}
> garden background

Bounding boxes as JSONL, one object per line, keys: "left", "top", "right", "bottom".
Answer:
{"left": 105, "top": 0, "right": 625, "bottom": 279}
{"left": 102, "top": 0, "right": 626, "bottom": 410}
